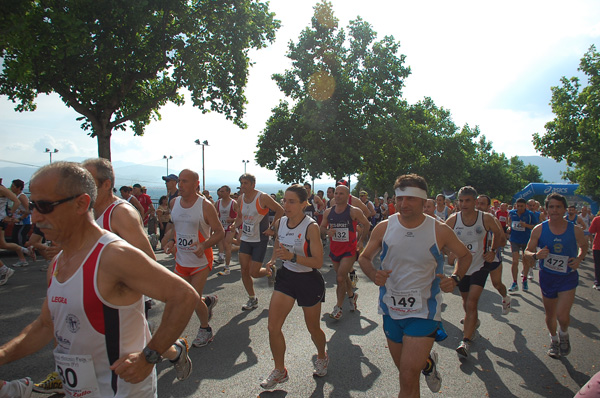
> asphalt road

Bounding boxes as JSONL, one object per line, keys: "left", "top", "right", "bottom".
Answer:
{"left": 1, "top": 243, "right": 598, "bottom": 398}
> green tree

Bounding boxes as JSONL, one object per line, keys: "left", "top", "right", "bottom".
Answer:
{"left": 256, "top": 0, "right": 410, "bottom": 183}
{"left": 0, "top": 0, "right": 279, "bottom": 159}
{"left": 533, "top": 45, "right": 600, "bottom": 199}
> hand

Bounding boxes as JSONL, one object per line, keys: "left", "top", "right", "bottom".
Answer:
{"left": 192, "top": 242, "right": 206, "bottom": 258}
{"left": 327, "top": 229, "right": 335, "bottom": 238}
{"left": 536, "top": 246, "right": 550, "bottom": 260}
{"left": 263, "top": 228, "right": 275, "bottom": 237}
{"left": 437, "top": 274, "right": 456, "bottom": 293}
{"left": 483, "top": 250, "right": 496, "bottom": 263}
{"left": 164, "top": 240, "right": 175, "bottom": 254}
{"left": 374, "top": 269, "right": 392, "bottom": 286}
{"left": 110, "top": 352, "right": 154, "bottom": 384}
{"left": 568, "top": 257, "right": 584, "bottom": 270}
{"left": 274, "top": 243, "right": 291, "bottom": 260}
{"left": 46, "top": 244, "right": 61, "bottom": 258}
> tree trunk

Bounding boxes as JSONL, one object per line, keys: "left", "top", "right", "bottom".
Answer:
{"left": 96, "top": 127, "right": 112, "bottom": 160}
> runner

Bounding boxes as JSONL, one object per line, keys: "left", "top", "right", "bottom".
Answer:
{"left": 434, "top": 194, "right": 450, "bottom": 221}
{"left": 320, "top": 185, "right": 370, "bottom": 320}
{"left": 0, "top": 162, "right": 198, "bottom": 398}
{"left": 525, "top": 193, "right": 588, "bottom": 358}
{"left": 507, "top": 198, "right": 536, "bottom": 292}
{"left": 476, "top": 194, "right": 511, "bottom": 315}
{"left": 9, "top": 179, "right": 32, "bottom": 247}
{"left": 358, "top": 174, "right": 471, "bottom": 396}
{"left": 231, "top": 173, "right": 284, "bottom": 310}
{"left": 565, "top": 205, "right": 587, "bottom": 230}
{"left": 162, "top": 169, "right": 225, "bottom": 347}
{"left": 588, "top": 212, "right": 600, "bottom": 290}
{"left": 0, "top": 181, "right": 34, "bottom": 269}
{"left": 260, "top": 184, "right": 328, "bottom": 389}
{"left": 214, "top": 185, "right": 238, "bottom": 275}
{"left": 445, "top": 186, "right": 504, "bottom": 358}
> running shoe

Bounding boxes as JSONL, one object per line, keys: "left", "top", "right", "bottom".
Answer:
{"left": 13, "top": 260, "right": 28, "bottom": 268}
{"left": 329, "top": 305, "right": 342, "bottom": 320}
{"left": 40, "top": 262, "right": 49, "bottom": 272}
{"left": 192, "top": 327, "right": 213, "bottom": 347}
{"left": 23, "top": 247, "right": 36, "bottom": 262}
{"left": 213, "top": 257, "right": 224, "bottom": 265}
{"left": 348, "top": 293, "right": 358, "bottom": 312}
{"left": 528, "top": 269, "right": 534, "bottom": 280}
{"left": 456, "top": 339, "right": 471, "bottom": 359}
{"left": 242, "top": 297, "right": 258, "bottom": 311}
{"left": 522, "top": 280, "right": 529, "bottom": 292}
{"left": 0, "top": 267, "right": 15, "bottom": 286}
{"left": 423, "top": 351, "right": 442, "bottom": 393}
{"left": 33, "top": 371, "right": 64, "bottom": 394}
{"left": 217, "top": 267, "right": 230, "bottom": 276}
{"left": 2, "top": 377, "right": 33, "bottom": 398}
{"left": 260, "top": 368, "right": 289, "bottom": 389}
{"left": 350, "top": 270, "right": 358, "bottom": 288}
{"left": 172, "top": 338, "right": 192, "bottom": 381}
{"left": 508, "top": 282, "right": 519, "bottom": 292}
{"left": 594, "top": 283, "right": 599, "bottom": 290}
{"left": 502, "top": 296, "right": 512, "bottom": 315}
{"left": 313, "top": 353, "right": 329, "bottom": 377}
{"left": 548, "top": 340, "right": 561, "bottom": 358}
{"left": 205, "top": 295, "right": 218, "bottom": 322}
{"left": 559, "top": 334, "right": 571, "bottom": 356}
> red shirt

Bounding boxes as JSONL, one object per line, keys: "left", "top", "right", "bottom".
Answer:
{"left": 588, "top": 216, "right": 600, "bottom": 251}
{"left": 496, "top": 210, "right": 509, "bottom": 229}
{"left": 135, "top": 193, "right": 153, "bottom": 224}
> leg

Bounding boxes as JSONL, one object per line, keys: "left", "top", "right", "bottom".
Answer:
{"left": 267, "top": 291, "right": 295, "bottom": 370}
{"left": 335, "top": 256, "right": 355, "bottom": 307}
{"left": 188, "top": 267, "right": 211, "bottom": 327}
{"left": 555, "top": 288, "right": 576, "bottom": 333}
{"left": 593, "top": 250, "right": 600, "bottom": 286}
{"left": 490, "top": 265, "right": 507, "bottom": 298}
{"left": 521, "top": 248, "right": 533, "bottom": 282}
{"left": 239, "top": 252, "right": 255, "bottom": 296}
{"left": 510, "top": 250, "right": 520, "bottom": 282}
{"left": 224, "top": 230, "right": 234, "bottom": 266}
{"left": 303, "top": 302, "right": 327, "bottom": 358}
{"left": 542, "top": 296, "right": 558, "bottom": 336}
{"left": 0, "top": 229, "right": 26, "bottom": 261}
{"left": 388, "top": 336, "right": 435, "bottom": 398}
{"left": 463, "top": 285, "right": 484, "bottom": 340}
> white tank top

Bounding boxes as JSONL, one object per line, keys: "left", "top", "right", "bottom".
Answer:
{"left": 47, "top": 233, "right": 156, "bottom": 398}
{"left": 453, "top": 211, "right": 486, "bottom": 275}
{"left": 216, "top": 198, "right": 234, "bottom": 229}
{"left": 171, "top": 196, "right": 212, "bottom": 267}
{"left": 240, "top": 191, "right": 269, "bottom": 243}
{"left": 278, "top": 215, "right": 316, "bottom": 273}
{"left": 379, "top": 215, "right": 444, "bottom": 321}
{"left": 15, "top": 192, "right": 31, "bottom": 225}
{"left": 95, "top": 199, "right": 129, "bottom": 232}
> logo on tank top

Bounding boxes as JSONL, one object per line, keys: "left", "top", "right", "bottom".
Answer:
{"left": 55, "top": 332, "right": 71, "bottom": 350}
{"left": 553, "top": 242, "right": 564, "bottom": 253}
{"left": 66, "top": 314, "right": 81, "bottom": 333}
{"left": 475, "top": 226, "right": 484, "bottom": 234}
{"left": 405, "top": 232, "right": 414, "bottom": 237}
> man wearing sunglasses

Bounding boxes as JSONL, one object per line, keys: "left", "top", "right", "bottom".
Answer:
{"left": 0, "top": 162, "right": 200, "bottom": 398}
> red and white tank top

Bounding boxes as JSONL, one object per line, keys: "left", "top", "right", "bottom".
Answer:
{"left": 278, "top": 215, "right": 315, "bottom": 273}
{"left": 239, "top": 191, "right": 269, "bottom": 243}
{"left": 216, "top": 198, "right": 237, "bottom": 229}
{"left": 95, "top": 199, "right": 129, "bottom": 232}
{"left": 47, "top": 233, "right": 156, "bottom": 398}
{"left": 170, "top": 196, "right": 212, "bottom": 267}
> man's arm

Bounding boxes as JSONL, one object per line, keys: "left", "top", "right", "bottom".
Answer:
{"left": 319, "top": 208, "right": 332, "bottom": 240}
{"left": 111, "top": 204, "right": 156, "bottom": 260}
{"left": 525, "top": 224, "right": 545, "bottom": 261}
{"left": 16, "top": 193, "right": 31, "bottom": 220}
{"left": 569, "top": 225, "right": 589, "bottom": 270}
{"left": 0, "top": 186, "right": 20, "bottom": 215}
{"left": 349, "top": 194, "right": 369, "bottom": 217}
{"left": 437, "top": 222, "right": 472, "bottom": 292}
{"left": 351, "top": 206, "right": 371, "bottom": 247}
{"left": 129, "top": 196, "right": 145, "bottom": 217}
{"left": 193, "top": 199, "right": 225, "bottom": 257}
{"left": 261, "top": 193, "right": 284, "bottom": 235}
{"left": 101, "top": 242, "right": 200, "bottom": 383}
{"left": 0, "top": 299, "right": 55, "bottom": 366}
{"left": 358, "top": 221, "right": 390, "bottom": 285}
{"left": 366, "top": 201, "right": 376, "bottom": 218}
{"left": 313, "top": 195, "right": 325, "bottom": 212}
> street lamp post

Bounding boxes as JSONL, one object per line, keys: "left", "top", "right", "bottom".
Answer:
{"left": 44, "top": 148, "right": 59, "bottom": 164}
{"left": 194, "top": 139, "right": 209, "bottom": 191}
{"left": 242, "top": 160, "right": 249, "bottom": 174}
{"left": 163, "top": 155, "right": 173, "bottom": 175}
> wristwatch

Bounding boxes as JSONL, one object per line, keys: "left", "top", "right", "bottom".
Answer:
{"left": 533, "top": 253, "right": 538, "bottom": 260}
{"left": 450, "top": 274, "right": 461, "bottom": 285}
{"left": 290, "top": 253, "right": 297, "bottom": 263}
{"left": 143, "top": 347, "right": 162, "bottom": 364}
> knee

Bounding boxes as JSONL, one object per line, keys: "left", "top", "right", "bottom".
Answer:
{"left": 399, "top": 367, "right": 421, "bottom": 389}
{"left": 465, "top": 298, "right": 479, "bottom": 313}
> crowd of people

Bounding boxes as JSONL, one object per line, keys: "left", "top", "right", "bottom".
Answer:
{"left": 0, "top": 162, "right": 598, "bottom": 397}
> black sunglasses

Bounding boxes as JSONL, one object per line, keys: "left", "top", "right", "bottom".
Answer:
{"left": 31, "top": 194, "right": 81, "bottom": 214}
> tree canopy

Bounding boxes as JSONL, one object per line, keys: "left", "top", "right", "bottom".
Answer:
{"left": 533, "top": 45, "right": 600, "bottom": 200}
{"left": 257, "top": 1, "right": 543, "bottom": 201}
{"left": 0, "top": 0, "right": 280, "bottom": 159}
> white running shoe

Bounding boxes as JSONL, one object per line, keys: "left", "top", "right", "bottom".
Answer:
{"left": 242, "top": 297, "right": 258, "bottom": 311}
{"left": 0, "top": 267, "right": 15, "bottom": 286}
{"left": 13, "top": 260, "right": 28, "bottom": 268}
{"left": 423, "top": 351, "right": 442, "bottom": 393}
{"left": 313, "top": 353, "right": 329, "bottom": 377}
{"left": 192, "top": 327, "right": 213, "bottom": 347}
{"left": 456, "top": 339, "right": 471, "bottom": 359}
{"left": 260, "top": 368, "right": 289, "bottom": 389}
{"left": 2, "top": 377, "right": 33, "bottom": 398}
{"left": 502, "top": 296, "right": 512, "bottom": 315}
{"left": 172, "top": 338, "right": 192, "bottom": 381}
{"left": 329, "top": 305, "right": 342, "bottom": 320}
{"left": 217, "top": 267, "right": 230, "bottom": 276}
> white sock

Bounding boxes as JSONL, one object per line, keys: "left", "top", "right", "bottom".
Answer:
{"left": 558, "top": 327, "right": 569, "bottom": 338}
{"left": 550, "top": 334, "right": 559, "bottom": 343}
{"left": 21, "top": 247, "right": 30, "bottom": 255}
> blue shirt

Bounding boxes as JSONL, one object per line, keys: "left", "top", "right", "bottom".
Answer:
{"left": 508, "top": 209, "right": 535, "bottom": 244}
{"left": 538, "top": 221, "right": 578, "bottom": 275}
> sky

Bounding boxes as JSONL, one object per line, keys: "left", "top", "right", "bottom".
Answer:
{"left": 1, "top": 0, "right": 599, "bottom": 189}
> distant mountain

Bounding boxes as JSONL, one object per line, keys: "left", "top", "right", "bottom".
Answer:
{"left": 518, "top": 156, "right": 569, "bottom": 183}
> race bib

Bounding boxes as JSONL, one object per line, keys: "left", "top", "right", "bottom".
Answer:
{"left": 220, "top": 218, "right": 229, "bottom": 229}
{"left": 177, "top": 233, "right": 196, "bottom": 252}
{"left": 331, "top": 228, "right": 349, "bottom": 242}
{"left": 498, "top": 216, "right": 507, "bottom": 222}
{"left": 511, "top": 220, "right": 525, "bottom": 232}
{"left": 54, "top": 353, "right": 101, "bottom": 398}
{"left": 242, "top": 220, "right": 255, "bottom": 236}
{"left": 465, "top": 241, "right": 479, "bottom": 255}
{"left": 384, "top": 289, "right": 422, "bottom": 313}
{"left": 544, "top": 253, "right": 569, "bottom": 273}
